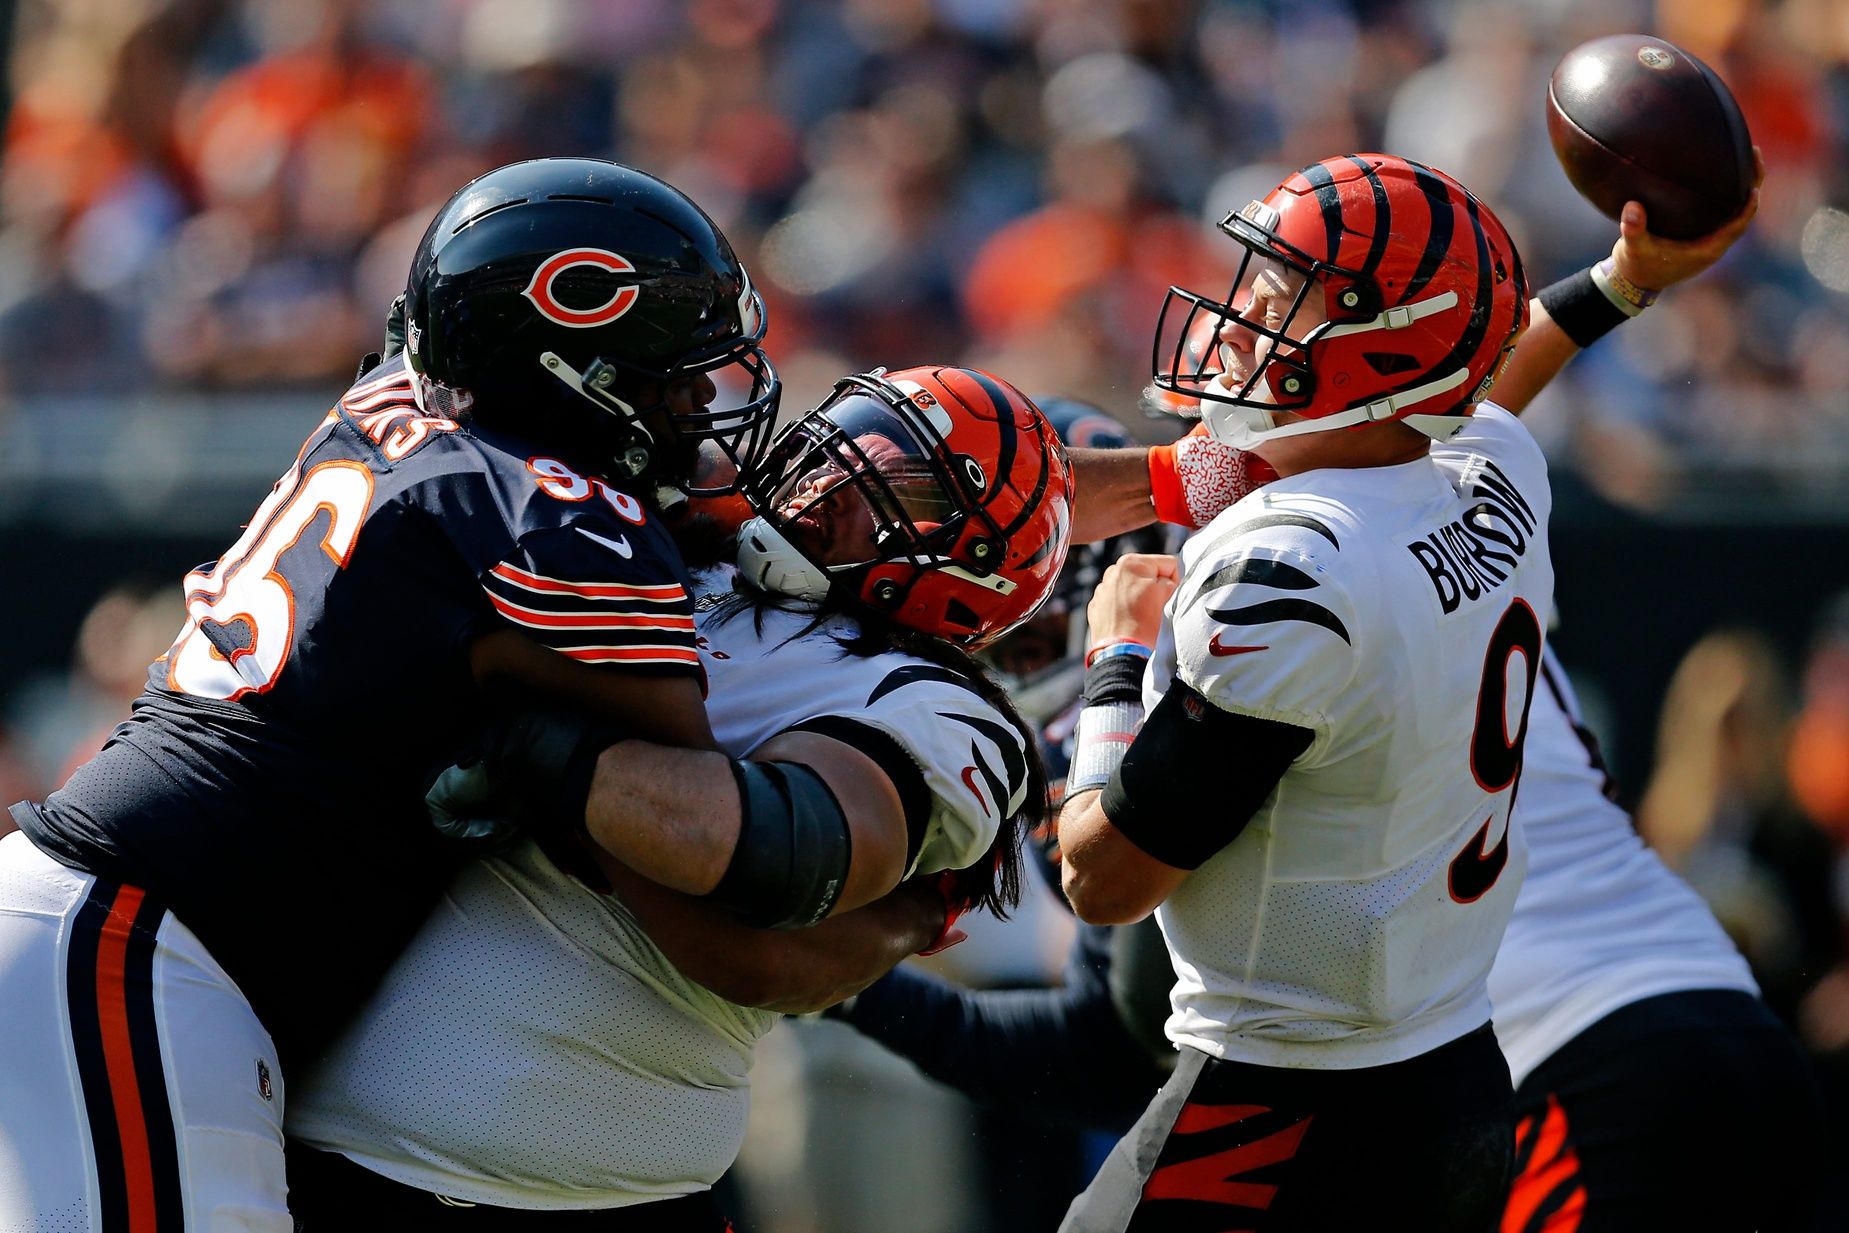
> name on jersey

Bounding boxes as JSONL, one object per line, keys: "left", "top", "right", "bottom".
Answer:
{"left": 1406, "top": 460, "right": 1538, "bottom": 614}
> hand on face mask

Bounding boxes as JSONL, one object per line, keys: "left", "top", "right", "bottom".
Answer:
{"left": 1146, "top": 423, "right": 1280, "bottom": 529}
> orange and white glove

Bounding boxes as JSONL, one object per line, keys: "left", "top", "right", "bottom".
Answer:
{"left": 1146, "top": 423, "right": 1279, "bottom": 530}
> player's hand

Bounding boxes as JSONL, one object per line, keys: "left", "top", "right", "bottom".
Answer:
{"left": 1612, "top": 146, "right": 1763, "bottom": 291}
{"left": 1146, "top": 425, "right": 1279, "bottom": 529}
{"left": 1088, "top": 553, "right": 1180, "bottom": 650}
{"left": 425, "top": 761, "right": 523, "bottom": 850}
{"left": 477, "top": 708, "right": 618, "bottom": 843}
{"left": 383, "top": 292, "right": 408, "bottom": 359}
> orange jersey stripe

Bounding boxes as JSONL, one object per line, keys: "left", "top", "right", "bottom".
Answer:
{"left": 561, "top": 645, "right": 702, "bottom": 664}
{"left": 487, "top": 593, "right": 695, "bottom": 631}
{"left": 489, "top": 563, "right": 686, "bottom": 602}
{"left": 95, "top": 886, "right": 159, "bottom": 1233}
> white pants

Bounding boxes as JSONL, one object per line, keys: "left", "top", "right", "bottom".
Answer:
{"left": 0, "top": 831, "right": 290, "bottom": 1232}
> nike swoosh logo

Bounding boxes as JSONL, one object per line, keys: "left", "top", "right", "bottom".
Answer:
{"left": 1208, "top": 632, "right": 1269, "bottom": 657}
{"left": 577, "top": 527, "right": 633, "bottom": 559}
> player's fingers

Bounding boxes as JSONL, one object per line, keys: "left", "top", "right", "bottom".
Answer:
{"left": 1620, "top": 200, "right": 1647, "bottom": 242}
{"left": 1752, "top": 145, "right": 1766, "bottom": 189}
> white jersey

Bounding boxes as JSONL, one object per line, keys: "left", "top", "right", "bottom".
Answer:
{"left": 287, "top": 583, "right": 1028, "bottom": 1209}
{"left": 1489, "top": 647, "right": 1756, "bottom": 1086}
{"left": 1147, "top": 405, "right": 1554, "bottom": 1070}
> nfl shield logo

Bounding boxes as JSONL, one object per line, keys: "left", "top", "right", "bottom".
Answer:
{"left": 256, "top": 1059, "right": 273, "bottom": 1102}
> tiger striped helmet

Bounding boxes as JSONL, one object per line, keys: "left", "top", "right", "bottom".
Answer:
{"left": 1152, "top": 154, "right": 1528, "bottom": 449}
{"left": 736, "top": 366, "right": 1074, "bottom": 648}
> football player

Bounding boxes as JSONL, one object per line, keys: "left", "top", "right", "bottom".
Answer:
{"left": 831, "top": 161, "right": 1833, "bottom": 1233}
{"left": 0, "top": 159, "right": 776, "bottom": 1231}
{"left": 281, "top": 367, "right": 1071, "bottom": 1229}
{"left": 1057, "top": 154, "right": 1546, "bottom": 1232}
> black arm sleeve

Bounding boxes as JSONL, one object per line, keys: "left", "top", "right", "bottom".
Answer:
{"left": 830, "top": 924, "right": 1169, "bottom": 1133}
{"left": 788, "top": 715, "right": 931, "bottom": 867}
{"left": 1100, "top": 681, "right": 1313, "bottom": 870}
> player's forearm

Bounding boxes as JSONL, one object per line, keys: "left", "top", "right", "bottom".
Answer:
{"left": 742, "top": 885, "right": 945, "bottom": 1014}
{"left": 1489, "top": 300, "right": 1581, "bottom": 415}
{"left": 1069, "top": 447, "right": 1158, "bottom": 544}
{"left": 836, "top": 963, "right": 1165, "bottom": 1129}
{"left": 584, "top": 743, "right": 739, "bottom": 895}
{"left": 604, "top": 855, "right": 941, "bottom": 1012}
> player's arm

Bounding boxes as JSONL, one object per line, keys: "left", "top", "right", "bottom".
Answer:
{"left": 579, "top": 727, "right": 911, "bottom": 920}
{"left": 1493, "top": 153, "right": 1762, "bottom": 415}
{"left": 594, "top": 856, "right": 949, "bottom": 1014}
{"left": 827, "top": 920, "right": 1171, "bottom": 1130}
{"left": 1069, "top": 430, "right": 1275, "bottom": 541}
{"left": 1057, "top": 553, "right": 1315, "bottom": 923}
{"left": 458, "top": 497, "right": 722, "bottom": 750}
{"left": 469, "top": 629, "right": 715, "bottom": 749}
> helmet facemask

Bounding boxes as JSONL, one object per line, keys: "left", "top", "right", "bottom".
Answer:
{"left": 532, "top": 285, "right": 781, "bottom": 499}
{"left": 1152, "top": 197, "right": 1477, "bottom": 451}
{"left": 738, "top": 372, "right": 1003, "bottom": 612}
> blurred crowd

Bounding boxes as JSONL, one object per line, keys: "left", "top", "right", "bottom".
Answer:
{"left": 5, "top": 0, "right": 1849, "bottom": 1228}
{"left": 2, "top": 0, "right": 1849, "bottom": 510}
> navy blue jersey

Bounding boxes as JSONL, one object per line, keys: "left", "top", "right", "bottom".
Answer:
{"left": 17, "top": 355, "right": 697, "bottom": 1061}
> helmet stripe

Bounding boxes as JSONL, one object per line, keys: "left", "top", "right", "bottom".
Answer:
{"left": 1300, "top": 160, "right": 1346, "bottom": 268}
{"left": 1398, "top": 161, "right": 1455, "bottom": 305}
{"left": 964, "top": 368, "right": 1050, "bottom": 539}
{"left": 1419, "top": 189, "right": 1497, "bottom": 411}
{"left": 1343, "top": 155, "right": 1392, "bottom": 280}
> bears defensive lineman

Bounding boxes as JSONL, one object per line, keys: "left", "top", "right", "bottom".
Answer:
{"left": 0, "top": 160, "right": 776, "bottom": 1230}
{"left": 1058, "top": 156, "right": 1542, "bottom": 1231}
{"left": 284, "top": 367, "right": 1071, "bottom": 1228}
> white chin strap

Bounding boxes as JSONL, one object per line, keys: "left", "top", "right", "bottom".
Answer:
{"left": 735, "top": 517, "right": 836, "bottom": 602}
{"left": 1202, "top": 290, "right": 1474, "bottom": 450}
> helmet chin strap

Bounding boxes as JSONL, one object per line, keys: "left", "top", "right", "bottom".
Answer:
{"left": 539, "top": 351, "right": 657, "bottom": 478}
{"left": 1200, "top": 286, "right": 1475, "bottom": 451}
{"left": 735, "top": 517, "right": 836, "bottom": 602}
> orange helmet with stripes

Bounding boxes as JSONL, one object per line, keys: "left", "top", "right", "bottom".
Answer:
{"left": 1152, "top": 154, "right": 1528, "bottom": 450}
{"left": 735, "top": 366, "right": 1073, "bottom": 648}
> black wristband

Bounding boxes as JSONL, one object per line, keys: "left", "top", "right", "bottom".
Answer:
{"left": 1537, "top": 267, "right": 1630, "bottom": 349}
{"left": 1082, "top": 653, "right": 1147, "bottom": 707}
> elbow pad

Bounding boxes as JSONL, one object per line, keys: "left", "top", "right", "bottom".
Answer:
{"left": 711, "top": 760, "right": 852, "bottom": 930}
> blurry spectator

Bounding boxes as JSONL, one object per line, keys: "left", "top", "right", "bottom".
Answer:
{"left": 2, "top": 583, "right": 182, "bottom": 794}
{"left": 1637, "top": 628, "right": 1842, "bottom": 1020}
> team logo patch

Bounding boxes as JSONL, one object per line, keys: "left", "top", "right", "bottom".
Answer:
{"left": 523, "top": 248, "right": 640, "bottom": 328}
{"left": 256, "top": 1058, "right": 273, "bottom": 1101}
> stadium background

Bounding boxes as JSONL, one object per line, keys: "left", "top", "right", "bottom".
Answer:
{"left": 0, "top": 0, "right": 1845, "bottom": 1226}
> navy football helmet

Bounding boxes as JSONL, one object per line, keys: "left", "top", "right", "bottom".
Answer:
{"left": 403, "top": 158, "right": 780, "bottom": 495}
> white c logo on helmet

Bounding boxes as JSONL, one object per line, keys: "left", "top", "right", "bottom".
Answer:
{"left": 522, "top": 249, "right": 640, "bottom": 328}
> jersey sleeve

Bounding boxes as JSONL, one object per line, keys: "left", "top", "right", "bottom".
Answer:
{"left": 1168, "top": 524, "right": 1363, "bottom": 742}
{"left": 837, "top": 663, "right": 1031, "bottom": 877}
{"left": 479, "top": 523, "right": 700, "bottom": 677}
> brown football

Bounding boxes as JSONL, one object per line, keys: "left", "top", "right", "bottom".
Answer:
{"left": 1546, "top": 33, "right": 1754, "bottom": 239}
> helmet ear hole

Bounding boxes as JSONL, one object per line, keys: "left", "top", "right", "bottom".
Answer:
{"left": 1331, "top": 280, "right": 1382, "bottom": 319}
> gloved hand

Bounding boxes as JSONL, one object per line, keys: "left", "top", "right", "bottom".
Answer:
{"left": 1146, "top": 424, "right": 1279, "bottom": 529}
{"left": 424, "top": 760, "right": 524, "bottom": 851}
{"left": 485, "top": 707, "right": 619, "bottom": 841}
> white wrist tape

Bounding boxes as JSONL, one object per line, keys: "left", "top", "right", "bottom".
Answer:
{"left": 1067, "top": 701, "right": 1145, "bottom": 795}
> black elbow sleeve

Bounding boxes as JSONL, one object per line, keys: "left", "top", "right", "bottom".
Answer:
{"left": 1099, "top": 683, "right": 1312, "bottom": 870}
{"left": 710, "top": 760, "right": 853, "bottom": 929}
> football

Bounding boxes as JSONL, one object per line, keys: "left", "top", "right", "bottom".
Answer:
{"left": 1546, "top": 33, "right": 1755, "bottom": 239}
